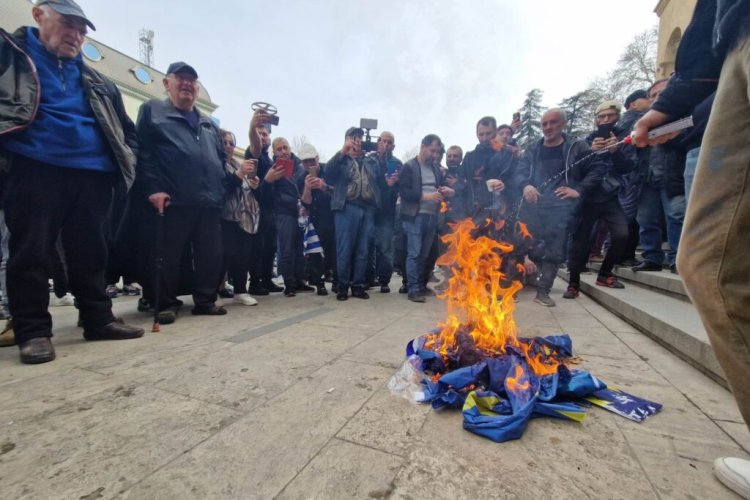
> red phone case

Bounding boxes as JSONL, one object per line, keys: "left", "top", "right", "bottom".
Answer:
{"left": 277, "top": 158, "right": 294, "bottom": 178}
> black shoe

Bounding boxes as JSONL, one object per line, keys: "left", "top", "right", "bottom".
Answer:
{"left": 264, "top": 282, "right": 284, "bottom": 293}
{"left": 83, "top": 322, "right": 145, "bottom": 341}
{"left": 632, "top": 260, "right": 662, "bottom": 272}
{"left": 380, "top": 285, "right": 390, "bottom": 293}
{"left": 248, "top": 285, "right": 270, "bottom": 296}
{"left": 336, "top": 290, "right": 348, "bottom": 301}
{"left": 563, "top": 285, "right": 580, "bottom": 299}
{"left": 408, "top": 292, "right": 426, "bottom": 303}
{"left": 331, "top": 283, "right": 339, "bottom": 294}
{"left": 19, "top": 337, "right": 56, "bottom": 364}
{"left": 670, "top": 264, "right": 678, "bottom": 274}
{"left": 398, "top": 285, "right": 408, "bottom": 294}
{"left": 137, "top": 298, "right": 154, "bottom": 313}
{"left": 421, "top": 287, "right": 435, "bottom": 297}
{"left": 316, "top": 285, "right": 328, "bottom": 296}
{"left": 295, "top": 284, "right": 315, "bottom": 293}
{"left": 351, "top": 288, "right": 370, "bottom": 299}
{"left": 157, "top": 310, "right": 177, "bottom": 324}
{"left": 218, "top": 287, "right": 234, "bottom": 299}
{"left": 283, "top": 288, "right": 296, "bottom": 297}
{"left": 191, "top": 305, "right": 228, "bottom": 315}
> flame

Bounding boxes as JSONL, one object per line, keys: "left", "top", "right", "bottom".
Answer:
{"left": 517, "top": 221, "right": 532, "bottom": 240}
{"left": 425, "top": 218, "right": 563, "bottom": 377}
{"left": 440, "top": 201, "right": 448, "bottom": 214}
{"left": 506, "top": 365, "right": 530, "bottom": 393}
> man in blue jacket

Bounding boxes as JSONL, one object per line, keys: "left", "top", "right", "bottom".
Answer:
{"left": 0, "top": 0, "right": 144, "bottom": 364}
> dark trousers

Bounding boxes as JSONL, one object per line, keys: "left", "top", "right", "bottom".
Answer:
{"left": 307, "top": 219, "right": 335, "bottom": 286}
{"left": 221, "top": 220, "right": 258, "bottom": 294}
{"left": 621, "top": 218, "right": 640, "bottom": 263}
{"left": 4, "top": 158, "right": 116, "bottom": 343}
{"left": 334, "top": 203, "right": 375, "bottom": 291}
{"left": 568, "top": 199, "right": 629, "bottom": 286}
{"left": 521, "top": 202, "right": 576, "bottom": 294}
{"left": 159, "top": 206, "right": 222, "bottom": 310}
{"left": 253, "top": 211, "right": 277, "bottom": 287}
{"left": 51, "top": 236, "right": 70, "bottom": 299}
{"left": 276, "top": 213, "right": 305, "bottom": 289}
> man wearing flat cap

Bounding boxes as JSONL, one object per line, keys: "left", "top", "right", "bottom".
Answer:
{"left": 325, "top": 127, "right": 381, "bottom": 300}
{"left": 135, "top": 61, "right": 235, "bottom": 322}
{"left": 0, "top": 0, "right": 144, "bottom": 364}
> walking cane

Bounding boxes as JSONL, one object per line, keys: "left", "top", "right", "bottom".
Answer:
{"left": 152, "top": 209, "right": 164, "bottom": 332}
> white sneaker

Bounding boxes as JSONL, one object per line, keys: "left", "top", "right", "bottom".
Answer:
{"left": 51, "top": 293, "right": 75, "bottom": 307}
{"left": 233, "top": 293, "right": 258, "bottom": 306}
{"left": 714, "top": 457, "right": 750, "bottom": 499}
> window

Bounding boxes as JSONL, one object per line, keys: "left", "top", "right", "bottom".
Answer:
{"left": 131, "top": 66, "right": 152, "bottom": 85}
{"left": 81, "top": 42, "right": 102, "bottom": 62}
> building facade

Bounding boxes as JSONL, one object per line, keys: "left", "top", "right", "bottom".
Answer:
{"left": 1, "top": 0, "right": 218, "bottom": 120}
{"left": 654, "top": 0, "right": 698, "bottom": 79}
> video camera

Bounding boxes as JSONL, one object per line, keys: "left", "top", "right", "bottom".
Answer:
{"left": 360, "top": 118, "right": 378, "bottom": 153}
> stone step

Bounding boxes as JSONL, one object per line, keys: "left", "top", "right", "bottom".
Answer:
{"left": 558, "top": 270, "right": 725, "bottom": 386}
{"left": 588, "top": 261, "right": 690, "bottom": 301}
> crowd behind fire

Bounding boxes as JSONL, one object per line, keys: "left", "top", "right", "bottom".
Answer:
{"left": 4, "top": 0, "right": 750, "bottom": 496}
{"left": 0, "top": 1, "right": 708, "bottom": 366}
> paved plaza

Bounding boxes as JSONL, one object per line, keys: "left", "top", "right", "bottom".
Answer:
{"left": 0, "top": 283, "right": 747, "bottom": 499}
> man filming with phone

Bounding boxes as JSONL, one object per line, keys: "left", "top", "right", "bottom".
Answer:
{"left": 564, "top": 100, "right": 633, "bottom": 300}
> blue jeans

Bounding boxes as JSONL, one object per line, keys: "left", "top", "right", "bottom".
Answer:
{"left": 636, "top": 183, "right": 685, "bottom": 266}
{"left": 403, "top": 214, "right": 437, "bottom": 293}
{"left": 276, "top": 213, "right": 305, "bottom": 289}
{"left": 334, "top": 203, "right": 375, "bottom": 290}
{"left": 684, "top": 147, "right": 700, "bottom": 207}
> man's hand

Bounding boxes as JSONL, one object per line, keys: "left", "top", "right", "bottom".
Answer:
{"left": 524, "top": 256, "right": 537, "bottom": 275}
{"left": 237, "top": 159, "right": 256, "bottom": 179}
{"left": 423, "top": 191, "right": 444, "bottom": 203}
{"left": 149, "top": 192, "right": 171, "bottom": 214}
{"left": 555, "top": 186, "right": 580, "bottom": 199}
{"left": 444, "top": 175, "right": 457, "bottom": 187}
{"left": 486, "top": 179, "right": 505, "bottom": 192}
{"left": 251, "top": 109, "right": 271, "bottom": 128}
{"left": 438, "top": 186, "right": 455, "bottom": 198}
{"left": 591, "top": 137, "right": 607, "bottom": 152}
{"left": 523, "top": 185, "right": 540, "bottom": 204}
{"left": 385, "top": 172, "right": 399, "bottom": 187}
{"left": 511, "top": 116, "right": 522, "bottom": 133}
{"left": 341, "top": 137, "right": 356, "bottom": 157}
{"left": 472, "top": 165, "right": 485, "bottom": 181}
{"left": 604, "top": 133, "right": 619, "bottom": 154}
{"left": 247, "top": 176, "right": 260, "bottom": 190}
{"left": 264, "top": 164, "right": 285, "bottom": 183}
{"left": 633, "top": 109, "right": 673, "bottom": 147}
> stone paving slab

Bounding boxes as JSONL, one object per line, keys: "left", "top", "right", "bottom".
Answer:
{"left": 0, "top": 285, "right": 746, "bottom": 499}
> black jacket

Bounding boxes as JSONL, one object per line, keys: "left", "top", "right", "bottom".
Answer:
{"left": 513, "top": 134, "right": 606, "bottom": 204}
{"left": 135, "top": 98, "right": 229, "bottom": 209}
{"left": 366, "top": 151, "right": 401, "bottom": 218}
{"left": 454, "top": 146, "right": 517, "bottom": 218}
{"left": 584, "top": 131, "right": 636, "bottom": 204}
{"left": 272, "top": 154, "right": 304, "bottom": 217}
{"left": 653, "top": 0, "right": 750, "bottom": 118}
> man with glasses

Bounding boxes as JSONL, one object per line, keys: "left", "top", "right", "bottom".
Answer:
{"left": 136, "top": 62, "right": 231, "bottom": 321}
{"left": 564, "top": 101, "right": 632, "bottom": 299}
{"left": 0, "top": 0, "right": 144, "bottom": 364}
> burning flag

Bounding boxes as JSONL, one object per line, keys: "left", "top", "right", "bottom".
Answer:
{"left": 389, "top": 218, "right": 661, "bottom": 442}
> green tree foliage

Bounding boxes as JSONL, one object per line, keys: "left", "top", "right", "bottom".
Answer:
{"left": 515, "top": 88, "right": 544, "bottom": 149}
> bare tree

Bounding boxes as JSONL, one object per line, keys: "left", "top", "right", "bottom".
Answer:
{"left": 291, "top": 135, "right": 310, "bottom": 155}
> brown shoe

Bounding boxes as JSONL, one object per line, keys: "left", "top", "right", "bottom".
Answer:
{"left": 19, "top": 337, "right": 55, "bottom": 364}
{"left": 83, "top": 322, "right": 145, "bottom": 341}
{"left": 0, "top": 320, "right": 15, "bottom": 347}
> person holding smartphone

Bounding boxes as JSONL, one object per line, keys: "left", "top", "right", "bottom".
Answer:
{"left": 263, "top": 137, "right": 314, "bottom": 296}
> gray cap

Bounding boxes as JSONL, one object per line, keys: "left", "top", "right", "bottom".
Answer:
{"left": 37, "top": 0, "right": 96, "bottom": 31}
{"left": 297, "top": 144, "right": 319, "bottom": 160}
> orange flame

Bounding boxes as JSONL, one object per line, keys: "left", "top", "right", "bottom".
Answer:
{"left": 517, "top": 221, "right": 532, "bottom": 240}
{"left": 425, "top": 218, "right": 563, "bottom": 377}
{"left": 506, "top": 365, "right": 530, "bottom": 393}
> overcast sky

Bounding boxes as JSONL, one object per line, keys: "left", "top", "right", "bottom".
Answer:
{"left": 77, "top": 0, "right": 659, "bottom": 160}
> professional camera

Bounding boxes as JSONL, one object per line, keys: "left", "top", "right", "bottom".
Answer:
{"left": 360, "top": 118, "right": 379, "bottom": 153}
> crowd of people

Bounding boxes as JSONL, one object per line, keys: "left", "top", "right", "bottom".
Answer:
{"left": 0, "top": 0, "right": 709, "bottom": 366}
{"left": 3, "top": 0, "right": 750, "bottom": 497}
